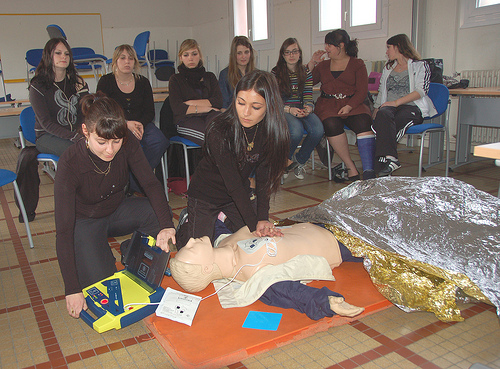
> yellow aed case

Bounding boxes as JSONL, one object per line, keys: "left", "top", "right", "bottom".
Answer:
{"left": 81, "top": 231, "right": 170, "bottom": 333}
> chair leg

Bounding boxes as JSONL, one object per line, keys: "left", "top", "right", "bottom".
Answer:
{"left": 161, "top": 152, "right": 169, "bottom": 201}
{"left": 326, "top": 140, "right": 332, "bottom": 181}
{"left": 182, "top": 144, "right": 190, "bottom": 189}
{"left": 12, "top": 180, "right": 34, "bottom": 248}
{"left": 418, "top": 133, "right": 425, "bottom": 177}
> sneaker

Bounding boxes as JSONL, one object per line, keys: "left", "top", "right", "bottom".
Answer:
{"left": 378, "top": 158, "right": 401, "bottom": 176}
{"left": 294, "top": 164, "right": 306, "bottom": 180}
{"left": 283, "top": 161, "right": 298, "bottom": 179}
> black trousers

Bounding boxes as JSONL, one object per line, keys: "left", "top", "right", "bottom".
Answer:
{"left": 73, "top": 197, "right": 161, "bottom": 289}
{"left": 372, "top": 105, "right": 423, "bottom": 158}
{"left": 177, "top": 196, "right": 254, "bottom": 249}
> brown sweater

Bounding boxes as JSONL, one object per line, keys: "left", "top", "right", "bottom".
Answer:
{"left": 54, "top": 131, "right": 174, "bottom": 295}
{"left": 312, "top": 57, "right": 370, "bottom": 121}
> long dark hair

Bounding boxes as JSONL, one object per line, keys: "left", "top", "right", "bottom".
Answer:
{"left": 80, "top": 92, "right": 128, "bottom": 141}
{"left": 325, "top": 29, "right": 358, "bottom": 57}
{"left": 32, "top": 38, "right": 84, "bottom": 89}
{"left": 385, "top": 34, "right": 421, "bottom": 69}
{"left": 228, "top": 36, "right": 255, "bottom": 89}
{"left": 274, "top": 38, "right": 306, "bottom": 98}
{"left": 205, "top": 70, "right": 289, "bottom": 195}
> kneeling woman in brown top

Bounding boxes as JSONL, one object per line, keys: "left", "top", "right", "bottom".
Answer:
{"left": 55, "top": 92, "right": 176, "bottom": 319}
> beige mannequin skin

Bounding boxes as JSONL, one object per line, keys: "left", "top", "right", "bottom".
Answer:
{"left": 170, "top": 223, "right": 364, "bottom": 317}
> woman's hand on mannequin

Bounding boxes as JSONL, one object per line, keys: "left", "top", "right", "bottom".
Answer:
{"left": 338, "top": 105, "right": 353, "bottom": 115}
{"left": 156, "top": 228, "right": 176, "bottom": 252}
{"left": 254, "top": 220, "right": 284, "bottom": 238}
{"left": 66, "top": 292, "right": 87, "bottom": 318}
{"left": 127, "top": 120, "right": 144, "bottom": 140}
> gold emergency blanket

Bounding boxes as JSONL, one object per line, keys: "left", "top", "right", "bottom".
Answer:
{"left": 290, "top": 177, "right": 499, "bottom": 322}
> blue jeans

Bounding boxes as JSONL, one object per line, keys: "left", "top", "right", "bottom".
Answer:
{"left": 130, "top": 123, "right": 169, "bottom": 193}
{"left": 286, "top": 112, "right": 324, "bottom": 165}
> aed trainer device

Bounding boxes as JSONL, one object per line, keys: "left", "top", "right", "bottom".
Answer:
{"left": 81, "top": 231, "right": 170, "bottom": 333}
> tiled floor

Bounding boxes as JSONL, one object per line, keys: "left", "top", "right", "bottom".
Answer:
{"left": 1, "top": 136, "right": 499, "bottom": 369}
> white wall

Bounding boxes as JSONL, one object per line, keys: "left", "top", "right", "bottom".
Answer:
{"left": 2, "top": 0, "right": 499, "bottom": 101}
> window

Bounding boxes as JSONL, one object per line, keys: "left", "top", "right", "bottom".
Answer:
{"left": 460, "top": 0, "right": 500, "bottom": 28}
{"left": 232, "top": 0, "right": 274, "bottom": 50}
{"left": 312, "top": 0, "right": 388, "bottom": 44}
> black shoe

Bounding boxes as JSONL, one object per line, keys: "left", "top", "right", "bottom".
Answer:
{"left": 332, "top": 164, "right": 360, "bottom": 183}
{"left": 176, "top": 207, "right": 189, "bottom": 233}
{"left": 362, "top": 170, "right": 376, "bottom": 180}
{"left": 378, "top": 159, "right": 401, "bottom": 177}
{"left": 19, "top": 212, "right": 36, "bottom": 223}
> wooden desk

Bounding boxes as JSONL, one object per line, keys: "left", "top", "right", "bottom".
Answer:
{"left": 154, "top": 93, "right": 168, "bottom": 103}
{"left": 474, "top": 142, "right": 500, "bottom": 160}
{"left": 474, "top": 142, "right": 500, "bottom": 197}
{"left": 450, "top": 87, "right": 500, "bottom": 169}
{"left": 0, "top": 106, "right": 24, "bottom": 139}
{"left": 0, "top": 99, "right": 29, "bottom": 108}
{"left": 153, "top": 87, "right": 169, "bottom": 94}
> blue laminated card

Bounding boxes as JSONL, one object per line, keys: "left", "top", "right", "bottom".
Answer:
{"left": 242, "top": 311, "right": 282, "bottom": 331}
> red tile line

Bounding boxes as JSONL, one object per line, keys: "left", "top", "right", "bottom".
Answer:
{"left": 0, "top": 187, "right": 66, "bottom": 368}
{"left": 3, "top": 183, "right": 495, "bottom": 368}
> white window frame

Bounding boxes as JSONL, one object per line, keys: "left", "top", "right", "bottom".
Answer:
{"left": 460, "top": 0, "right": 500, "bottom": 28}
{"left": 230, "top": 0, "right": 275, "bottom": 51}
{"left": 312, "top": 0, "right": 388, "bottom": 45}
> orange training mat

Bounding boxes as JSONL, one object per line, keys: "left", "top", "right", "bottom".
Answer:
{"left": 146, "top": 261, "right": 392, "bottom": 369}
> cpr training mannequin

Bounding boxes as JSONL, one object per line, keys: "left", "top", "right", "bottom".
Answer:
{"left": 170, "top": 223, "right": 365, "bottom": 319}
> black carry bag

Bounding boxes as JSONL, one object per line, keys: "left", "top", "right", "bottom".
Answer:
{"left": 15, "top": 146, "right": 40, "bottom": 222}
{"left": 423, "top": 58, "right": 444, "bottom": 84}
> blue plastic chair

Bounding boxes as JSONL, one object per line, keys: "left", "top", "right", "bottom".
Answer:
{"left": 46, "top": 24, "right": 67, "bottom": 40}
{"left": 404, "top": 82, "right": 451, "bottom": 177}
{"left": 25, "top": 49, "right": 43, "bottom": 83}
{"left": 19, "top": 106, "right": 59, "bottom": 180}
{"left": 133, "top": 31, "right": 152, "bottom": 82}
{"left": 0, "top": 169, "right": 34, "bottom": 248}
{"left": 148, "top": 49, "right": 175, "bottom": 70}
{"left": 168, "top": 136, "right": 201, "bottom": 189}
{"left": 71, "top": 47, "right": 107, "bottom": 83}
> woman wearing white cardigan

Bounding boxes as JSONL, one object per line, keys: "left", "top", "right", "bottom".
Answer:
{"left": 372, "top": 34, "right": 437, "bottom": 176}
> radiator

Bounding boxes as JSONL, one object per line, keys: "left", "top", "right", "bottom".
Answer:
{"left": 459, "top": 69, "right": 500, "bottom": 144}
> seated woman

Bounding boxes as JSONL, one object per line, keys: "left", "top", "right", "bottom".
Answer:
{"left": 178, "top": 70, "right": 289, "bottom": 248}
{"left": 219, "top": 36, "right": 256, "bottom": 110}
{"left": 372, "top": 34, "right": 437, "bottom": 176}
{"left": 170, "top": 222, "right": 365, "bottom": 319}
{"left": 29, "top": 37, "right": 89, "bottom": 156}
{"left": 310, "top": 29, "right": 375, "bottom": 181}
{"left": 168, "top": 39, "right": 223, "bottom": 145}
{"left": 97, "top": 44, "right": 168, "bottom": 193}
{"left": 272, "top": 38, "right": 324, "bottom": 180}
{"left": 55, "top": 92, "right": 175, "bottom": 319}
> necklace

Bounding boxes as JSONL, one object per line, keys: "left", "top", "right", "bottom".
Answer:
{"left": 116, "top": 75, "right": 134, "bottom": 86}
{"left": 243, "top": 124, "right": 259, "bottom": 151}
{"left": 88, "top": 151, "right": 112, "bottom": 176}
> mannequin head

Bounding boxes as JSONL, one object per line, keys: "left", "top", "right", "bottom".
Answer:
{"left": 170, "top": 236, "right": 223, "bottom": 292}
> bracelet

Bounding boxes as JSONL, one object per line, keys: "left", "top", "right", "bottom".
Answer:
{"left": 195, "top": 105, "right": 198, "bottom": 113}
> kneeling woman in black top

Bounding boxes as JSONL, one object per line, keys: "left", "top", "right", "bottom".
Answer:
{"left": 55, "top": 92, "right": 176, "bottom": 319}
{"left": 180, "top": 70, "right": 289, "bottom": 247}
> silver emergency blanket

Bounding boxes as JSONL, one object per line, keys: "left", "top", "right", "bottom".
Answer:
{"left": 290, "top": 176, "right": 500, "bottom": 321}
